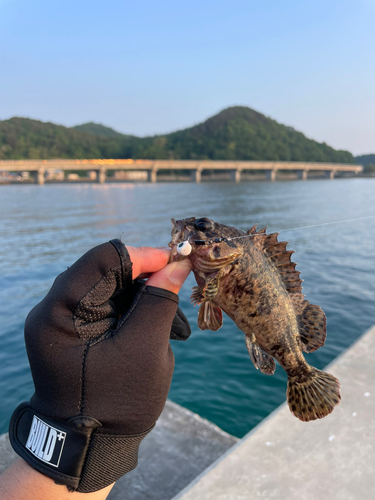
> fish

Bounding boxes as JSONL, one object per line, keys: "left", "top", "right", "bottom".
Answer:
{"left": 169, "top": 216, "right": 341, "bottom": 422}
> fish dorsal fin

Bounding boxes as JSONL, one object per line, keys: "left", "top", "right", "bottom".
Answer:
{"left": 251, "top": 227, "right": 326, "bottom": 353}
{"left": 256, "top": 228, "right": 303, "bottom": 294}
{"left": 246, "top": 225, "right": 257, "bottom": 235}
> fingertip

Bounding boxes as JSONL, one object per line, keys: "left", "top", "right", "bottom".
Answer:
{"left": 127, "top": 246, "right": 171, "bottom": 279}
{"left": 146, "top": 258, "right": 192, "bottom": 294}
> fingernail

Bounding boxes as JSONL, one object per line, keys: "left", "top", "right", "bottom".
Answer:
{"left": 166, "top": 260, "right": 192, "bottom": 286}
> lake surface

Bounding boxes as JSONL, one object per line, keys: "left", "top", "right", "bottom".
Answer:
{"left": 0, "top": 179, "right": 374, "bottom": 437}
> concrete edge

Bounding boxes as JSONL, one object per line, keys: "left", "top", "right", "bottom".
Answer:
{"left": 171, "top": 324, "right": 375, "bottom": 500}
{"left": 164, "top": 400, "right": 238, "bottom": 440}
{"left": 171, "top": 402, "right": 286, "bottom": 500}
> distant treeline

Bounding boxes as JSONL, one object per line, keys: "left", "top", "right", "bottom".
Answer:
{"left": 356, "top": 154, "right": 375, "bottom": 173}
{"left": 0, "top": 107, "right": 357, "bottom": 164}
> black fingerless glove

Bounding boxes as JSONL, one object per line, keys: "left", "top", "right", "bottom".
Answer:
{"left": 9, "top": 239, "right": 190, "bottom": 492}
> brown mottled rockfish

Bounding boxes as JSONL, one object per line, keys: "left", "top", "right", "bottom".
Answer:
{"left": 169, "top": 217, "right": 341, "bottom": 422}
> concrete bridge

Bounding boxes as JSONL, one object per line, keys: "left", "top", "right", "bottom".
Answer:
{"left": 0, "top": 159, "right": 362, "bottom": 185}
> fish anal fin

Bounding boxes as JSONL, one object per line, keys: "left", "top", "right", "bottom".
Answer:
{"left": 290, "top": 294, "right": 327, "bottom": 352}
{"left": 245, "top": 336, "right": 276, "bottom": 375}
{"left": 197, "top": 301, "right": 223, "bottom": 331}
{"left": 287, "top": 368, "right": 341, "bottom": 421}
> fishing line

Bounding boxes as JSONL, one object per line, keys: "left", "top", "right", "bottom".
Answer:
{"left": 191, "top": 215, "right": 375, "bottom": 246}
{"left": 231, "top": 214, "right": 375, "bottom": 240}
{"left": 272, "top": 214, "right": 375, "bottom": 235}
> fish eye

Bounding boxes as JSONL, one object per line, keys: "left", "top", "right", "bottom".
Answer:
{"left": 194, "top": 217, "right": 214, "bottom": 232}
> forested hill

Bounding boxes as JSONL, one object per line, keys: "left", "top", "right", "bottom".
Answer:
{"left": 0, "top": 117, "right": 126, "bottom": 160}
{"left": 0, "top": 107, "right": 354, "bottom": 163}
{"left": 356, "top": 154, "right": 375, "bottom": 166}
{"left": 72, "top": 122, "right": 129, "bottom": 138}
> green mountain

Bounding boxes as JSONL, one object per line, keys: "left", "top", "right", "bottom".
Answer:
{"left": 0, "top": 107, "right": 355, "bottom": 163}
{"left": 122, "top": 107, "right": 354, "bottom": 162}
{"left": 0, "top": 117, "right": 126, "bottom": 159}
{"left": 356, "top": 154, "right": 375, "bottom": 173}
{"left": 72, "top": 122, "right": 126, "bottom": 138}
{"left": 356, "top": 154, "right": 375, "bottom": 166}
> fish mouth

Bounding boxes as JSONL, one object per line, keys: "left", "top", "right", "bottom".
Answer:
{"left": 168, "top": 243, "right": 178, "bottom": 263}
{"left": 168, "top": 242, "right": 187, "bottom": 263}
{"left": 169, "top": 217, "right": 194, "bottom": 262}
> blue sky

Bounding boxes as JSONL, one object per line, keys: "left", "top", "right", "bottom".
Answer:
{"left": 0, "top": 0, "right": 374, "bottom": 155}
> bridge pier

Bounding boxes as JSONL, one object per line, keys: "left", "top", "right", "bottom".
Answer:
{"left": 190, "top": 169, "right": 202, "bottom": 183}
{"left": 97, "top": 168, "right": 107, "bottom": 184}
{"left": 33, "top": 169, "right": 45, "bottom": 185}
{"left": 265, "top": 169, "right": 277, "bottom": 182}
{"left": 230, "top": 169, "right": 241, "bottom": 183}
{"left": 147, "top": 169, "right": 158, "bottom": 183}
{"left": 296, "top": 169, "right": 308, "bottom": 180}
{"left": 324, "top": 170, "right": 336, "bottom": 179}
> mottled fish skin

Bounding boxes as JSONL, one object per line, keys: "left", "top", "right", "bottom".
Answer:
{"left": 169, "top": 217, "right": 341, "bottom": 422}
{"left": 170, "top": 218, "right": 304, "bottom": 375}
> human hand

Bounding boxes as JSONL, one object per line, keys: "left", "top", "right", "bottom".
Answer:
{"left": 8, "top": 239, "right": 192, "bottom": 493}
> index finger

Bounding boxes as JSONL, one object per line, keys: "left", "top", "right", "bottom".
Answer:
{"left": 127, "top": 246, "right": 171, "bottom": 280}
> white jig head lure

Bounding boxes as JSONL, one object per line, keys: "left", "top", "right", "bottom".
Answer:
{"left": 176, "top": 240, "right": 192, "bottom": 256}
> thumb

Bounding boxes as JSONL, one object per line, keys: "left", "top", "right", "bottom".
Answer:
{"left": 146, "top": 259, "right": 192, "bottom": 294}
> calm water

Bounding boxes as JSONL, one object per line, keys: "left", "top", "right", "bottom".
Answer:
{"left": 0, "top": 179, "right": 374, "bottom": 437}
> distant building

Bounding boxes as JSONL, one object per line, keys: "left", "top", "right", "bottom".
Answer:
{"left": 45, "top": 169, "right": 64, "bottom": 181}
{"left": 67, "top": 173, "right": 80, "bottom": 181}
{"left": 88, "top": 170, "right": 97, "bottom": 180}
{"left": 113, "top": 170, "right": 148, "bottom": 180}
{"left": 0, "top": 171, "right": 12, "bottom": 182}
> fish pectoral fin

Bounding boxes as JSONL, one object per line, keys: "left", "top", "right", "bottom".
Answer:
{"left": 191, "top": 273, "right": 220, "bottom": 305}
{"left": 290, "top": 294, "right": 327, "bottom": 353}
{"left": 245, "top": 336, "right": 276, "bottom": 375}
{"left": 202, "top": 275, "right": 221, "bottom": 301}
{"left": 197, "top": 301, "right": 223, "bottom": 331}
{"left": 190, "top": 286, "right": 204, "bottom": 306}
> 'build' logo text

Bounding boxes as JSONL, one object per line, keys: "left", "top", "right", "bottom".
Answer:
{"left": 25, "top": 416, "right": 66, "bottom": 467}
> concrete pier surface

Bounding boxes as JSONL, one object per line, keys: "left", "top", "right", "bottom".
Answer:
{"left": 173, "top": 325, "right": 375, "bottom": 500}
{"left": 1, "top": 327, "right": 373, "bottom": 499}
{"left": 0, "top": 400, "right": 238, "bottom": 500}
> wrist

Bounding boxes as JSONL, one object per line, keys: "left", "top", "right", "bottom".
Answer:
{"left": 0, "top": 458, "right": 114, "bottom": 500}
{"left": 9, "top": 403, "right": 153, "bottom": 493}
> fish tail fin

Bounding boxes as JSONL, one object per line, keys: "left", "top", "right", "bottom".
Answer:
{"left": 287, "top": 367, "right": 341, "bottom": 422}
